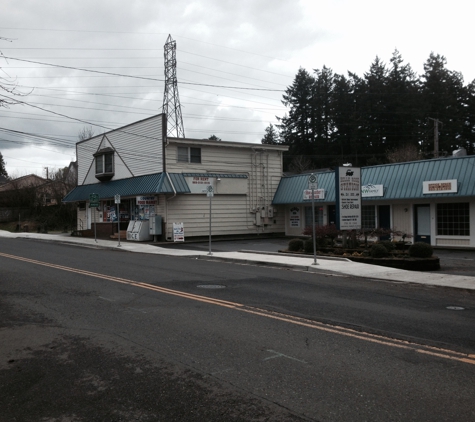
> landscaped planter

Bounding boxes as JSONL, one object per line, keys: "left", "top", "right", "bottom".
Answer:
{"left": 283, "top": 246, "right": 440, "bottom": 271}
{"left": 345, "top": 255, "right": 440, "bottom": 271}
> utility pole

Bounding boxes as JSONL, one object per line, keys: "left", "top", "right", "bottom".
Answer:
{"left": 429, "top": 118, "right": 442, "bottom": 158}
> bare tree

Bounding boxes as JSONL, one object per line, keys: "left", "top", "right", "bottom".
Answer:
{"left": 288, "top": 155, "right": 313, "bottom": 174}
{"left": 386, "top": 144, "right": 423, "bottom": 163}
{"left": 1, "top": 37, "right": 31, "bottom": 107}
{"left": 78, "top": 126, "right": 95, "bottom": 141}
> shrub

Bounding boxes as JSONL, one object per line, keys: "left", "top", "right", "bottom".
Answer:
{"left": 370, "top": 243, "right": 389, "bottom": 258}
{"left": 379, "top": 240, "right": 395, "bottom": 253}
{"left": 303, "top": 239, "right": 314, "bottom": 253}
{"left": 408, "top": 242, "right": 433, "bottom": 258}
{"left": 288, "top": 238, "right": 304, "bottom": 252}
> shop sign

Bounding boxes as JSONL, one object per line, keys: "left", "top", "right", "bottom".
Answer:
{"left": 185, "top": 176, "right": 216, "bottom": 194}
{"left": 336, "top": 166, "right": 361, "bottom": 230}
{"left": 303, "top": 189, "right": 325, "bottom": 200}
{"left": 136, "top": 196, "right": 157, "bottom": 205}
{"left": 361, "top": 184, "right": 384, "bottom": 197}
{"left": 173, "top": 222, "right": 185, "bottom": 242}
{"left": 289, "top": 207, "right": 300, "bottom": 228}
{"left": 423, "top": 179, "right": 457, "bottom": 194}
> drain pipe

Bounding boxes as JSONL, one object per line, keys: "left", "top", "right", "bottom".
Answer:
{"left": 165, "top": 172, "right": 177, "bottom": 241}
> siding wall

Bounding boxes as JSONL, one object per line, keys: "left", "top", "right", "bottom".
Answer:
{"left": 163, "top": 141, "right": 285, "bottom": 238}
{"left": 163, "top": 194, "right": 285, "bottom": 239}
{"left": 77, "top": 114, "right": 164, "bottom": 186}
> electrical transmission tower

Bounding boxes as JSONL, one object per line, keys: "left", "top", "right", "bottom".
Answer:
{"left": 162, "top": 34, "right": 185, "bottom": 138}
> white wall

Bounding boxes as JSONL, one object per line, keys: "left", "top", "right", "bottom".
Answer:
{"left": 77, "top": 114, "right": 165, "bottom": 185}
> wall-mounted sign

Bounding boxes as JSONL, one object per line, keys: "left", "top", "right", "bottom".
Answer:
{"left": 289, "top": 207, "right": 300, "bottom": 228}
{"left": 423, "top": 179, "right": 458, "bottom": 194}
{"left": 136, "top": 196, "right": 157, "bottom": 205}
{"left": 361, "top": 184, "right": 384, "bottom": 197}
{"left": 185, "top": 176, "right": 216, "bottom": 194}
{"left": 303, "top": 189, "right": 325, "bottom": 200}
{"left": 336, "top": 166, "right": 361, "bottom": 230}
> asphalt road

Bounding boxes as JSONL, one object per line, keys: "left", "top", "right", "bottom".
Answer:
{"left": 1, "top": 237, "right": 475, "bottom": 421}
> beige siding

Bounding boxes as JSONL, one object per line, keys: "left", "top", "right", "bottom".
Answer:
{"left": 163, "top": 194, "right": 285, "bottom": 240}
{"left": 391, "top": 203, "right": 412, "bottom": 240}
{"left": 163, "top": 140, "right": 286, "bottom": 239}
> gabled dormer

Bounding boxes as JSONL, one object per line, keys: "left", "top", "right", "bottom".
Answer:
{"left": 93, "top": 146, "right": 115, "bottom": 181}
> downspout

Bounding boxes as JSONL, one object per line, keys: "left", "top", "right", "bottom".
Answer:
{"left": 165, "top": 171, "right": 177, "bottom": 241}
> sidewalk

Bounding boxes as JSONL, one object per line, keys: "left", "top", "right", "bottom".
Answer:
{"left": 1, "top": 230, "right": 475, "bottom": 291}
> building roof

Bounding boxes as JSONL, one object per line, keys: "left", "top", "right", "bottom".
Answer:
{"left": 62, "top": 172, "right": 190, "bottom": 202}
{"left": 272, "top": 155, "right": 475, "bottom": 204}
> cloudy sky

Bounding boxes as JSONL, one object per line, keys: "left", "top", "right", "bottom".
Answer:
{"left": 1, "top": 0, "right": 473, "bottom": 178}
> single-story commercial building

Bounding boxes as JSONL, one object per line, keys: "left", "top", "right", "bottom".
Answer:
{"left": 273, "top": 155, "right": 475, "bottom": 248}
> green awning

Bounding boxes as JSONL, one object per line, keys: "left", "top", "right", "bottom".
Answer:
{"left": 63, "top": 172, "right": 190, "bottom": 202}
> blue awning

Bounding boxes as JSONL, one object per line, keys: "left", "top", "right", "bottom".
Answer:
{"left": 272, "top": 155, "right": 475, "bottom": 204}
{"left": 63, "top": 172, "right": 190, "bottom": 202}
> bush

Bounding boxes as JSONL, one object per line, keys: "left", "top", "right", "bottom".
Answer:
{"left": 371, "top": 243, "right": 389, "bottom": 258}
{"left": 303, "top": 239, "right": 314, "bottom": 253}
{"left": 288, "top": 238, "right": 304, "bottom": 252}
{"left": 408, "top": 242, "right": 433, "bottom": 258}
{"left": 379, "top": 240, "right": 395, "bottom": 253}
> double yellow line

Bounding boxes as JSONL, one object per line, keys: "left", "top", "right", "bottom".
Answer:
{"left": 2, "top": 251, "right": 475, "bottom": 366}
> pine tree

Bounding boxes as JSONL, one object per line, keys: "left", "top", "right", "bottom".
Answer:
{"left": 278, "top": 68, "right": 316, "bottom": 158}
{"left": 420, "top": 53, "right": 465, "bottom": 156}
{"left": 0, "top": 151, "right": 8, "bottom": 178}
{"left": 261, "top": 124, "right": 280, "bottom": 145}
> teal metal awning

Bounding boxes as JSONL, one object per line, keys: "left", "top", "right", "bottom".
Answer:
{"left": 63, "top": 172, "right": 190, "bottom": 202}
{"left": 273, "top": 155, "right": 475, "bottom": 204}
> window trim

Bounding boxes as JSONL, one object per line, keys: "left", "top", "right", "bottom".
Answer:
{"left": 94, "top": 148, "right": 115, "bottom": 181}
{"left": 436, "top": 202, "right": 470, "bottom": 236}
{"left": 177, "top": 146, "right": 201, "bottom": 164}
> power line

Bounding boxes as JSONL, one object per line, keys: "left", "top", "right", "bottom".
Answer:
{"left": 2, "top": 56, "right": 286, "bottom": 92}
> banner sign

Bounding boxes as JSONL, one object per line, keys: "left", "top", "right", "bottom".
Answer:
{"left": 303, "top": 189, "right": 325, "bottom": 200}
{"left": 336, "top": 166, "right": 361, "bottom": 230}
{"left": 361, "top": 184, "right": 384, "bottom": 197}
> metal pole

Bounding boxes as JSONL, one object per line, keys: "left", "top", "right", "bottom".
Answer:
{"left": 208, "top": 194, "right": 212, "bottom": 255}
{"left": 311, "top": 188, "right": 318, "bottom": 265}
{"left": 94, "top": 208, "right": 97, "bottom": 243}
{"left": 117, "top": 207, "right": 121, "bottom": 247}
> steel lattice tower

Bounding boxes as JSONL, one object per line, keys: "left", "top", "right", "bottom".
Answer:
{"left": 162, "top": 34, "right": 185, "bottom": 138}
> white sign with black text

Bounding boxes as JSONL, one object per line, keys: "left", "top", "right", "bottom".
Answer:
{"left": 337, "top": 166, "right": 361, "bottom": 230}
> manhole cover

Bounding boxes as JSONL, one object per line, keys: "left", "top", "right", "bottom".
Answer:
{"left": 446, "top": 306, "right": 465, "bottom": 311}
{"left": 197, "top": 284, "right": 226, "bottom": 289}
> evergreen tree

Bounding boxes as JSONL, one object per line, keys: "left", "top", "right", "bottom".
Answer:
{"left": 277, "top": 68, "right": 316, "bottom": 165}
{"left": 0, "top": 151, "right": 8, "bottom": 178}
{"left": 261, "top": 124, "right": 280, "bottom": 145}
{"left": 385, "top": 50, "right": 422, "bottom": 153}
{"left": 331, "top": 73, "right": 359, "bottom": 165}
{"left": 462, "top": 80, "right": 475, "bottom": 155}
{"left": 312, "top": 66, "right": 335, "bottom": 166}
{"left": 420, "top": 53, "right": 465, "bottom": 156}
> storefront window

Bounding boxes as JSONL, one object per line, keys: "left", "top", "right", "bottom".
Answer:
{"left": 305, "top": 206, "right": 324, "bottom": 227}
{"left": 437, "top": 203, "right": 470, "bottom": 236}
{"left": 361, "top": 205, "right": 376, "bottom": 229}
